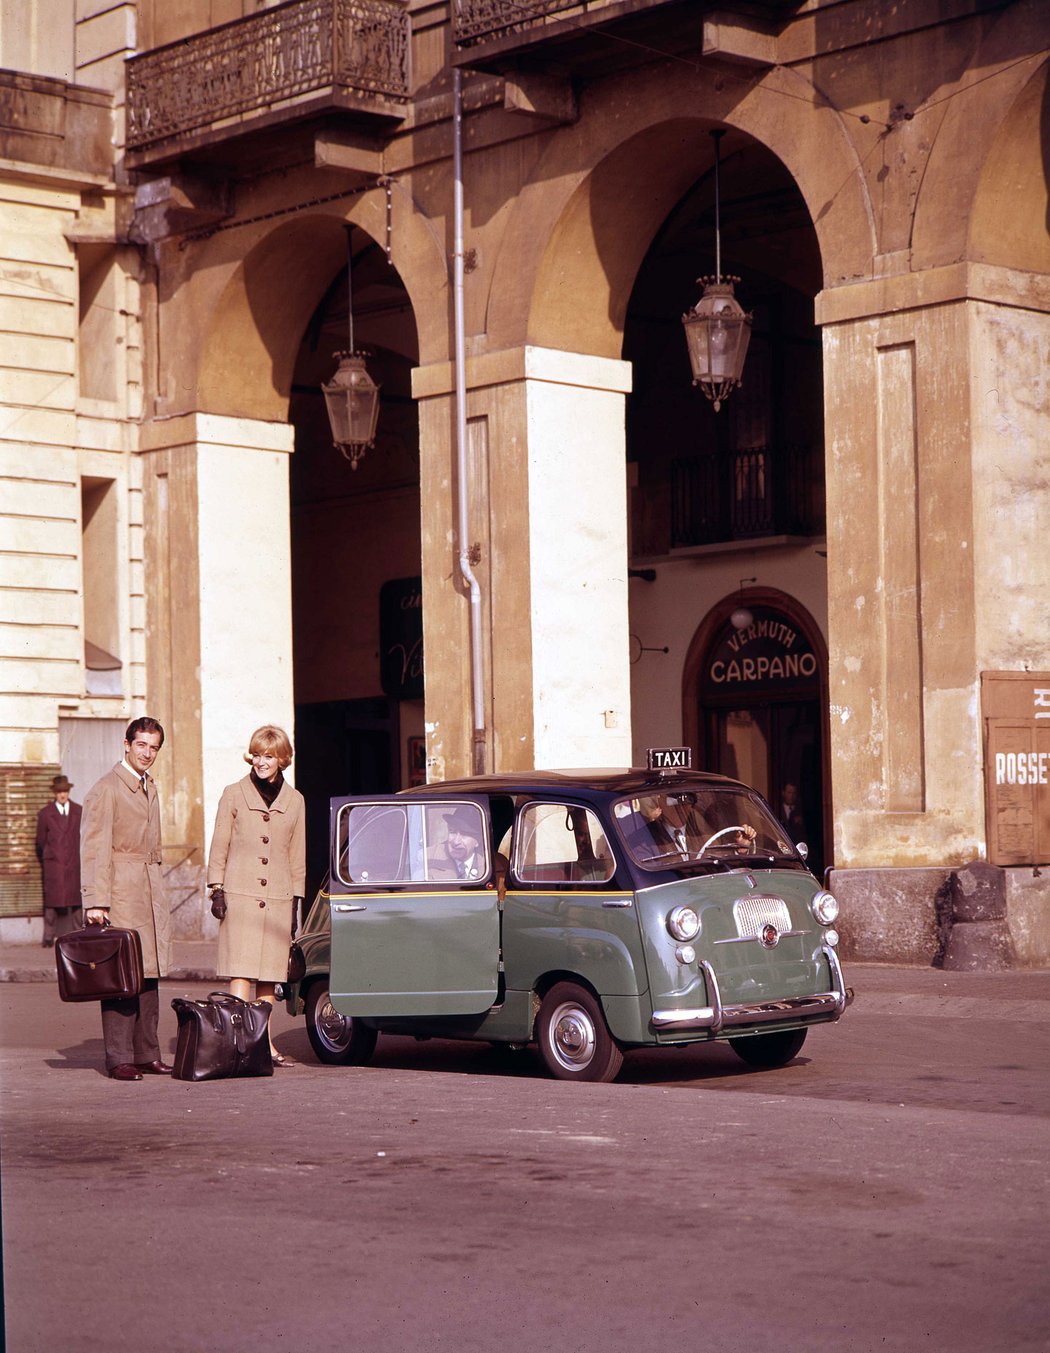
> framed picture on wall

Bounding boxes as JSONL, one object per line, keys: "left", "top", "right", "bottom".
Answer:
{"left": 408, "top": 736, "right": 427, "bottom": 787}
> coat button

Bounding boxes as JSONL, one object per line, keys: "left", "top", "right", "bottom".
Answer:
{"left": 261, "top": 858, "right": 268, "bottom": 865}
{"left": 258, "top": 901, "right": 265, "bottom": 909}
{"left": 260, "top": 879, "right": 267, "bottom": 887}
{"left": 261, "top": 836, "right": 269, "bottom": 844}
{"left": 262, "top": 813, "right": 270, "bottom": 822}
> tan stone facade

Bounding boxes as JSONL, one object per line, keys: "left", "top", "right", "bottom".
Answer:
{"left": 1, "top": 0, "right": 1047, "bottom": 962}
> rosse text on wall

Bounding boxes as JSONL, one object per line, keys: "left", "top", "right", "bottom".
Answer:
{"left": 982, "top": 672, "right": 1050, "bottom": 866}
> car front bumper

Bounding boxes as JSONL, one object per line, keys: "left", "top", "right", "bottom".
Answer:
{"left": 651, "top": 945, "right": 854, "bottom": 1033}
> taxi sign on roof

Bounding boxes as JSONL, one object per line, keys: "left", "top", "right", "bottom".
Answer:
{"left": 647, "top": 747, "right": 692, "bottom": 771}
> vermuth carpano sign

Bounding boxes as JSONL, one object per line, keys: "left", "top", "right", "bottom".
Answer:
{"left": 701, "top": 607, "right": 819, "bottom": 700}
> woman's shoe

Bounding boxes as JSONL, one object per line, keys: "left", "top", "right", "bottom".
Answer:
{"left": 271, "top": 1052, "right": 297, "bottom": 1067}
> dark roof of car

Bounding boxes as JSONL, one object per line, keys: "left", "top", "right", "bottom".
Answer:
{"left": 398, "top": 768, "right": 747, "bottom": 798}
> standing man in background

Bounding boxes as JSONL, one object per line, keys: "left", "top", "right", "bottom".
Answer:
{"left": 80, "top": 717, "right": 173, "bottom": 1082}
{"left": 35, "top": 774, "right": 82, "bottom": 947}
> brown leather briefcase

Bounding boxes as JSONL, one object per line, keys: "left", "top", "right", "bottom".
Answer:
{"left": 55, "top": 923, "right": 145, "bottom": 1002}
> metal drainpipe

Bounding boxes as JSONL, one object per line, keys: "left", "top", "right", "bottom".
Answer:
{"left": 452, "top": 66, "right": 487, "bottom": 775}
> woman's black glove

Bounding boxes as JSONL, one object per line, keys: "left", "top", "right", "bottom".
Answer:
{"left": 291, "top": 897, "right": 304, "bottom": 938}
{"left": 210, "top": 887, "right": 227, "bottom": 921}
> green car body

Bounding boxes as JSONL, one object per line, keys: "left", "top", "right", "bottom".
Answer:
{"left": 285, "top": 768, "right": 852, "bottom": 1081}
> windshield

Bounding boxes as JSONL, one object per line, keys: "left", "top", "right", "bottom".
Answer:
{"left": 612, "top": 787, "right": 800, "bottom": 871}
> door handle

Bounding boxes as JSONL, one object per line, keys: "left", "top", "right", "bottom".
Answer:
{"left": 602, "top": 898, "right": 633, "bottom": 909}
{"left": 333, "top": 904, "right": 367, "bottom": 913}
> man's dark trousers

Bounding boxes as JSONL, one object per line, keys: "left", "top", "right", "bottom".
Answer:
{"left": 101, "top": 979, "right": 160, "bottom": 1071}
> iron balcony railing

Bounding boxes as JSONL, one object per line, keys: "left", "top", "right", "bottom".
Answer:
{"left": 454, "top": 0, "right": 576, "bottom": 44}
{"left": 671, "top": 445, "right": 824, "bottom": 548}
{"left": 125, "top": 0, "right": 409, "bottom": 152}
{"left": 453, "top": 0, "right": 803, "bottom": 48}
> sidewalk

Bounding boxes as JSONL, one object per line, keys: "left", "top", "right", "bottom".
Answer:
{"left": 0, "top": 939, "right": 218, "bottom": 984}
{"left": 4, "top": 940, "right": 1049, "bottom": 1008}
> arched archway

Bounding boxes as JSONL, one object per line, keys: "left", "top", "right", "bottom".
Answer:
{"left": 190, "top": 187, "right": 449, "bottom": 422}
{"left": 484, "top": 58, "right": 873, "bottom": 358}
{"left": 683, "top": 588, "right": 830, "bottom": 876}
{"left": 286, "top": 222, "right": 422, "bottom": 892}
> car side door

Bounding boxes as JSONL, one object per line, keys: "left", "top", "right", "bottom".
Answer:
{"left": 327, "top": 795, "right": 500, "bottom": 1017}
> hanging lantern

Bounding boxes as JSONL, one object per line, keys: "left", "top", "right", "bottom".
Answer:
{"left": 322, "top": 351, "right": 380, "bottom": 471}
{"left": 730, "top": 576, "right": 757, "bottom": 630}
{"left": 682, "top": 277, "right": 752, "bottom": 411}
{"left": 321, "top": 224, "right": 380, "bottom": 470}
{"left": 681, "top": 129, "right": 752, "bottom": 412}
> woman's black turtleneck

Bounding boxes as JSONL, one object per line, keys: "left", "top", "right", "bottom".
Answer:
{"left": 251, "top": 768, "right": 284, "bottom": 807}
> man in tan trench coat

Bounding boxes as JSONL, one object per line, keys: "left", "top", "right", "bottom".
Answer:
{"left": 80, "top": 717, "right": 173, "bottom": 1081}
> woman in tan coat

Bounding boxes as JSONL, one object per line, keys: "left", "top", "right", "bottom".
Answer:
{"left": 206, "top": 725, "right": 305, "bottom": 1065}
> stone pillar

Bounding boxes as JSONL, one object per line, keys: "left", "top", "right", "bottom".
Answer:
{"left": 413, "top": 346, "right": 633, "bottom": 778}
{"left": 817, "top": 265, "right": 1049, "bottom": 964}
{"left": 139, "top": 413, "right": 295, "bottom": 935}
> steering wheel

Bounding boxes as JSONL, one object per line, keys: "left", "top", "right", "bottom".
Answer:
{"left": 698, "top": 825, "right": 756, "bottom": 857}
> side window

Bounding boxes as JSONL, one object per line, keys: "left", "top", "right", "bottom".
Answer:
{"left": 422, "top": 802, "right": 490, "bottom": 882}
{"left": 514, "top": 803, "right": 615, "bottom": 885}
{"left": 335, "top": 800, "right": 489, "bottom": 886}
{"left": 340, "top": 804, "right": 410, "bottom": 884}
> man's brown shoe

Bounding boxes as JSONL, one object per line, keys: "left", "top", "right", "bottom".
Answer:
{"left": 136, "top": 1060, "right": 173, "bottom": 1075}
{"left": 109, "top": 1064, "right": 143, "bottom": 1081}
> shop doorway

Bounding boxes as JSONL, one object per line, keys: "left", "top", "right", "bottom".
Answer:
{"left": 684, "top": 593, "right": 829, "bottom": 878}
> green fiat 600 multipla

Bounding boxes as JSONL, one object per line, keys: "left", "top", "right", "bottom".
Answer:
{"left": 285, "top": 754, "right": 852, "bottom": 1082}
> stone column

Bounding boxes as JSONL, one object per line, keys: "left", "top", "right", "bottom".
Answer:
{"left": 413, "top": 346, "right": 633, "bottom": 778}
{"left": 818, "top": 264, "right": 1050, "bottom": 963}
{"left": 138, "top": 413, "right": 295, "bottom": 934}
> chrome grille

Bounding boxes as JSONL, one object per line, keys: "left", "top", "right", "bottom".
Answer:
{"left": 732, "top": 895, "right": 791, "bottom": 938}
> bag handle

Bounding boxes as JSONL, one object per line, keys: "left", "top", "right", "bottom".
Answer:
{"left": 207, "top": 991, "right": 271, "bottom": 1010}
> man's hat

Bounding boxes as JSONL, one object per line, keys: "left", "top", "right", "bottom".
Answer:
{"left": 51, "top": 775, "right": 72, "bottom": 792}
{"left": 443, "top": 806, "right": 481, "bottom": 838}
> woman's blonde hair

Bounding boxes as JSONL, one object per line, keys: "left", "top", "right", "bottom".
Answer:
{"left": 244, "top": 724, "right": 294, "bottom": 770}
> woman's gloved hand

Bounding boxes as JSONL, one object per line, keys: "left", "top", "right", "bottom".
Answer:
{"left": 210, "top": 887, "right": 227, "bottom": 921}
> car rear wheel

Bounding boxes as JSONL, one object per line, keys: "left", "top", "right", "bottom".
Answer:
{"left": 729, "top": 1027, "right": 807, "bottom": 1068}
{"left": 536, "top": 982, "right": 624, "bottom": 1083}
{"left": 304, "top": 980, "right": 378, "bottom": 1067}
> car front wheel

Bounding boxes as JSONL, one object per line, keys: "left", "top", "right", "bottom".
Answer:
{"left": 536, "top": 982, "right": 624, "bottom": 1083}
{"left": 304, "top": 980, "right": 378, "bottom": 1067}
{"left": 729, "top": 1027, "right": 807, "bottom": 1068}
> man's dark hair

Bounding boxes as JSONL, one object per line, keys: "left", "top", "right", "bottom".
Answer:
{"left": 125, "top": 716, "right": 165, "bottom": 748}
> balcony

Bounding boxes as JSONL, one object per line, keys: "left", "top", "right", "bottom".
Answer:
{"left": 452, "top": 0, "right": 803, "bottom": 75}
{"left": 670, "top": 445, "right": 824, "bottom": 550}
{"left": 125, "top": 0, "right": 409, "bottom": 173}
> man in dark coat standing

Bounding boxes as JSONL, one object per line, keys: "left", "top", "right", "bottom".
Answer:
{"left": 35, "top": 774, "right": 83, "bottom": 947}
{"left": 81, "top": 717, "right": 173, "bottom": 1082}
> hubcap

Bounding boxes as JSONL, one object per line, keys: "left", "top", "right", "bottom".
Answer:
{"left": 549, "top": 1001, "right": 596, "bottom": 1071}
{"left": 317, "top": 994, "right": 351, "bottom": 1052}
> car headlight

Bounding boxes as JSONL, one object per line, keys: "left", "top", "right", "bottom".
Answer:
{"left": 668, "top": 905, "right": 700, "bottom": 942}
{"left": 811, "top": 890, "right": 839, "bottom": 925}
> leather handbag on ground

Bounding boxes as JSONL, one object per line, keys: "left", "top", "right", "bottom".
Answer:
{"left": 55, "top": 923, "right": 144, "bottom": 1003}
{"left": 171, "top": 991, "right": 274, "bottom": 1081}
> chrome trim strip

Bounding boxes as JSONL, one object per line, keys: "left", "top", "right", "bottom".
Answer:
{"left": 823, "top": 943, "right": 854, "bottom": 1013}
{"left": 713, "top": 928, "right": 807, "bottom": 945}
{"left": 699, "top": 959, "right": 723, "bottom": 1034}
